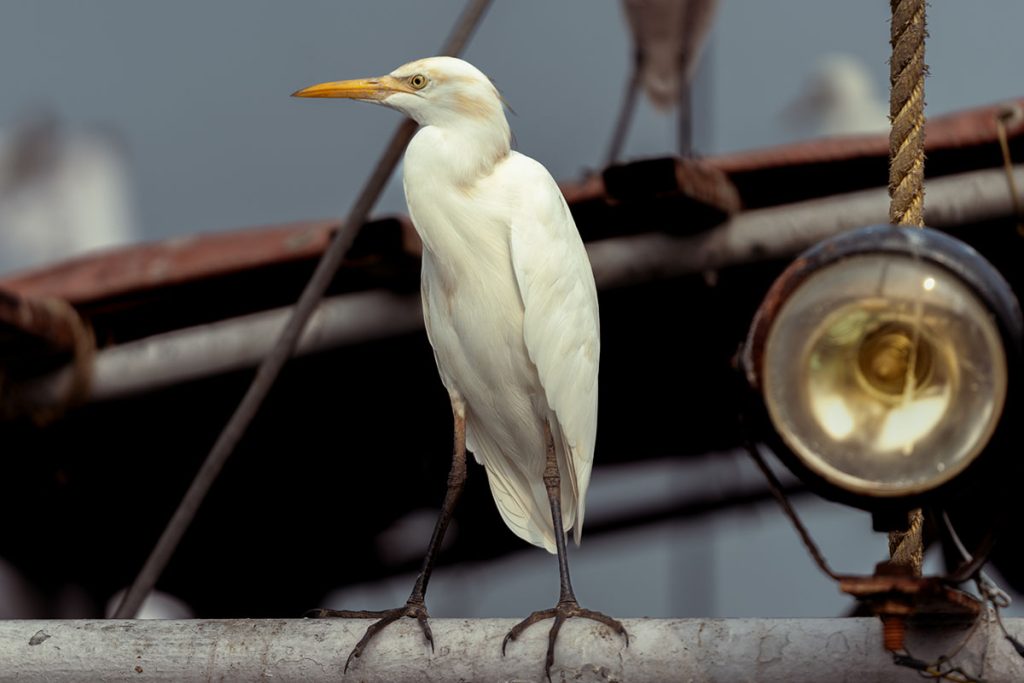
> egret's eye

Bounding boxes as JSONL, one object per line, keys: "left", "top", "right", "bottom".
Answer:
{"left": 409, "top": 74, "right": 428, "bottom": 90}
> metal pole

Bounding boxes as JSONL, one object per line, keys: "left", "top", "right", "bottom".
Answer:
{"left": 111, "top": 0, "right": 494, "bottom": 619}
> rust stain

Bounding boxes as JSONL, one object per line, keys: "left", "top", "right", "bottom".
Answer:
{"left": 0, "top": 219, "right": 341, "bottom": 304}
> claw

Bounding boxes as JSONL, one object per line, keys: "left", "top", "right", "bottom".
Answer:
{"left": 502, "top": 600, "right": 628, "bottom": 682}
{"left": 544, "top": 612, "right": 567, "bottom": 681}
{"left": 415, "top": 611, "right": 435, "bottom": 652}
{"left": 307, "top": 600, "right": 434, "bottom": 672}
{"left": 574, "top": 606, "right": 630, "bottom": 647}
{"left": 502, "top": 607, "right": 555, "bottom": 656}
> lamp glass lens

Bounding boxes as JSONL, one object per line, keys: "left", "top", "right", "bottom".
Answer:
{"left": 762, "top": 254, "right": 1007, "bottom": 496}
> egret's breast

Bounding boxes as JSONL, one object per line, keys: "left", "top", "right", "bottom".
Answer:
{"left": 403, "top": 135, "right": 537, "bottom": 401}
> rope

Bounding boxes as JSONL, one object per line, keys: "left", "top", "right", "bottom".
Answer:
{"left": 888, "top": 508, "right": 925, "bottom": 575}
{"left": 887, "top": 0, "right": 928, "bottom": 575}
{"left": 0, "top": 297, "right": 96, "bottom": 426}
{"left": 888, "top": 0, "right": 928, "bottom": 227}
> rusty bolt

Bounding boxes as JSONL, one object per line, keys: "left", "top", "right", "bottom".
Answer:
{"left": 881, "top": 614, "right": 907, "bottom": 651}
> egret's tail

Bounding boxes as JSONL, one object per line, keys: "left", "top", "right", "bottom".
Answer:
{"left": 466, "top": 421, "right": 580, "bottom": 554}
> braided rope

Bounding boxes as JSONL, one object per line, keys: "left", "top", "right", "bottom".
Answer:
{"left": 887, "top": 0, "right": 928, "bottom": 576}
{"left": 0, "top": 298, "right": 96, "bottom": 426}
{"left": 888, "top": 509, "right": 925, "bottom": 575}
{"left": 888, "top": 0, "right": 928, "bottom": 227}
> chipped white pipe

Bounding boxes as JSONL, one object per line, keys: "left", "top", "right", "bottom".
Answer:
{"left": 3, "top": 617, "right": 1022, "bottom": 681}
{"left": 19, "top": 289, "right": 425, "bottom": 405}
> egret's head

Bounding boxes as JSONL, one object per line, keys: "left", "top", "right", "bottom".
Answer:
{"left": 293, "top": 56, "right": 506, "bottom": 129}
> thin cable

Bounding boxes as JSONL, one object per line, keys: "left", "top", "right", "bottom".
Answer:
{"left": 743, "top": 441, "right": 840, "bottom": 581}
{"left": 112, "top": 0, "right": 493, "bottom": 619}
{"left": 940, "top": 510, "right": 997, "bottom": 585}
{"left": 941, "top": 512, "right": 1024, "bottom": 662}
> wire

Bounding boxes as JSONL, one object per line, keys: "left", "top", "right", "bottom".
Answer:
{"left": 894, "top": 647, "right": 989, "bottom": 683}
{"left": 744, "top": 459, "right": 1011, "bottom": 681}
{"left": 940, "top": 510, "right": 1024, "bottom": 666}
{"left": 742, "top": 440, "right": 840, "bottom": 581}
{"left": 111, "top": 0, "right": 494, "bottom": 619}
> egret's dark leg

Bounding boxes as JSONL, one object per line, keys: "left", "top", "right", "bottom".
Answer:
{"left": 678, "top": 79, "right": 694, "bottom": 158}
{"left": 502, "top": 422, "right": 628, "bottom": 682}
{"left": 307, "top": 409, "right": 467, "bottom": 672}
{"left": 604, "top": 53, "right": 643, "bottom": 166}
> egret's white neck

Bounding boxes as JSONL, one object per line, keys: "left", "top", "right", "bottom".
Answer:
{"left": 402, "top": 112, "right": 512, "bottom": 266}
{"left": 406, "top": 112, "right": 511, "bottom": 187}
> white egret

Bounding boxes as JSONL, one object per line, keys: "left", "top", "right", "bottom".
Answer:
{"left": 0, "top": 115, "right": 136, "bottom": 274}
{"left": 608, "top": 0, "right": 720, "bottom": 162}
{"left": 783, "top": 54, "right": 890, "bottom": 138}
{"left": 294, "top": 56, "right": 626, "bottom": 678}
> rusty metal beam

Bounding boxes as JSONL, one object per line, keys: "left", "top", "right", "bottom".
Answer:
{"left": 10, "top": 163, "right": 1023, "bottom": 409}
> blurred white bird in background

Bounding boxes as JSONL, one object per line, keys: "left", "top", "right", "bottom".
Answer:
{"left": 0, "top": 114, "right": 137, "bottom": 275}
{"left": 783, "top": 53, "right": 890, "bottom": 138}
{"left": 295, "top": 56, "right": 626, "bottom": 679}
{"left": 607, "top": 0, "right": 721, "bottom": 162}
{"left": 0, "top": 114, "right": 142, "bottom": 621}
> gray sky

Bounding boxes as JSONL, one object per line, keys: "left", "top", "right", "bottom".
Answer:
{"left": 1, "top": 1, "right": 1021, "bottom": 241}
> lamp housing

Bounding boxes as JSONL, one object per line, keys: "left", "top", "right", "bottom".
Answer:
{"left": 743, "top": 225, "right": 1022, "bottom": 513}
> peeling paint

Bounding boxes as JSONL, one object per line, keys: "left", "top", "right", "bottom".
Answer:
{"left": 826, "top": 631, "right": 850, "bottom": 655}
{"left": 28, "top": 630, "right": 50, "bottom": 646}
{"left": 756, "top": 632, "right": 789, "bottom": 665}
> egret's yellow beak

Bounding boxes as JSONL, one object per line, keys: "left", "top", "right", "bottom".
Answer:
{"left": 291, "top": 75, "right": 410, "bottom": 101}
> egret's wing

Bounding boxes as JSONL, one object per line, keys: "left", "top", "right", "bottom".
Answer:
{"left": 421, "top": 222, "right": 560, "bottom": 552}
{"left": 467, "top": 416, "right": 559, "bottom": 552}
{"left": 419, "top": 251, "right": 457, "bottom": 397}
{"left": 506, "top": 153, "right": 600, "bottom": 544}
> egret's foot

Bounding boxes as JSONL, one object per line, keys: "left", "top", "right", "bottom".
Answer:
{"left": 306, "top": 599, "right": 433, "bottom": 672}
{"left": 502, "top": 599, "right": 629, "bottom": 682}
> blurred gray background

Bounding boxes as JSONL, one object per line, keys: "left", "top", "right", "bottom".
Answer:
{"left": 1, "top": 1, "right": 1022, "bottom": 619}
{"left": 2, "top": 1, "right": 1020, "bottom": 243}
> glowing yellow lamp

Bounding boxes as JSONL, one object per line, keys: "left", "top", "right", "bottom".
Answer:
{"left": 746, "top": 225, "right": 1021, "bottom": 504}
{"left": 763, "top": 254, "right": 1006, "bottom": 496}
